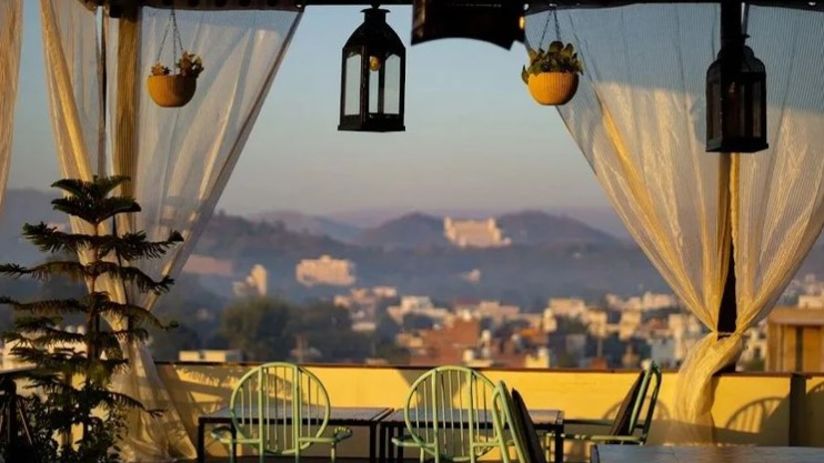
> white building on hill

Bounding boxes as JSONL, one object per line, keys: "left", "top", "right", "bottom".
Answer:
{"left": 443, "top": 217, "right": 511, "bottom": 248}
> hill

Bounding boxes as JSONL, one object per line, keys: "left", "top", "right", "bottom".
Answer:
{"left": 355, "top": 212, "right": 449, "bottom": 249}
{"left": 250, "top": 210, "right": 361, "bottom": 243}
{"left": 498, "top": 210, "right": 618, "bottom": 246}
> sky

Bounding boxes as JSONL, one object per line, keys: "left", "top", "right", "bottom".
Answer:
{"left": 10, "top": 5, "right": 614, "bottom": 223}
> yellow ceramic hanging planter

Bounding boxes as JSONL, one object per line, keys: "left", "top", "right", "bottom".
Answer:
{"left": 522, "top": 41, "right": 582, "bottom": 106}
{"left": 148, "top": 53, "right": 204, "bottom": 108}
{"left": 147, "top": 8, "right": 204, "bottom": 108}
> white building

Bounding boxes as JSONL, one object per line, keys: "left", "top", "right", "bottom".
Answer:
{"left": 546, "top": 297, "right": 587, "bottom": 319}
{"left": 542, "top": 308, "right": 558, "bottom": 333}
{"left": 296, "top": 255, "right": 356, "bottom": 287}
{"left": 387, "top": 296, "right": 451, "bottom": 325}
{"left": 232, "top": 264, "right": 268, "bottom": 297}
{"left": 585, "top": 308, "right": 609, "bottom": 338}
{"left": 618, "top": 310, "right": 643, "bottom": 340}
{"left": 605, "top": 292, "right": 679, "bottom": 311}
{"left": 798, "top": 293, "right": 824, "bottom": 309}
{"left": 457, "top": 300, "right": 520, "bottom": 328}
{"left": 443, "top": 217, "right": 511, "bottom": 248}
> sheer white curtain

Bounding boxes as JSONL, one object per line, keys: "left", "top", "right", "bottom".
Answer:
{"left": 40, "top": 0, "right": 302, "bottom": 459}
{"left": 528, "top": 3, "right": 824, "bottom": 441}
{"left": 734, "top": 5, "right": 824, "bottom": 350}
{"left": 0, "top": 0, "right": 23, "bottom": 211}
{"left": 528, "top": 4, "right": 729, "bottom": 437}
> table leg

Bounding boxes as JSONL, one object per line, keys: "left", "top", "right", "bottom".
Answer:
{"left": 231, "top": 424, "right": 238, "bottom": 460}
{"left": 369, "top": 423, "right": 377, "bottom": 463}
{"left": 554, "top": 426, "right": 564, "bottom": 463}
{"left": 379, "top": 423, "right": 387, "bottom": 463}
{"left": 395, "top": 424, "right": 403, "bottom": 462}
{"left": 197, "top": 421, "right": 205, "bottom": 463}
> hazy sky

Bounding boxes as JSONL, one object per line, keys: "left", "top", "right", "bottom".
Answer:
{"left": 10, "top": 5, "right": 610, "bottom": 217}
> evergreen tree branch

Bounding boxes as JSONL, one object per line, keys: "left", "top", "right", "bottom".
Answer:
{"left": 0, "top": 296, "right": 88, "bottom": 315}
{"left": 0, "top": 261, "right": 174, "bottom": 293}
{"left": 22, "top": 223, "right": 183, "bottom": 261}
{"left": 51, "top": 196, "right": 141, "bottom": 226}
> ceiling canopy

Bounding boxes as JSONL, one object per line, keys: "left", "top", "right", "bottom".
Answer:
{"left": 82, "top": 0, "right": 824, "bottom": 14}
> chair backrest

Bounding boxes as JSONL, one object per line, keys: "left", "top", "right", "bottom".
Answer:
{"left": 636, "top": 362, "right": 662, "bottom": 442}
{"left": 402, "top": 366, "right": 501, "bottom": 462}
{"left": 229, "top": 362, "right": 331, "bottom": 455}
{"left": 609, "top": 362, "right": 662, "bottom": 442}
{"left": 510, "top": 389, "right": 548, "bottom": 463}
{"left": 491, "top": 381, "right": 535, "bottom": 463}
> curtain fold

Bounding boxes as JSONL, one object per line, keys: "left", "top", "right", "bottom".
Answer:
{"left": 40, "top": 0, "right": 302, "bottom": 460}
{"left": 731, "top": 4, "right": 824, "bottom": 368}
{"left": 528, "top": 4, "right": 824, "bottom": 442}
{"left": 0, "top": 0, "right": 22, "bottom": 212}
{"left": 528, "top": 4, "right": 728, "bottom": 439}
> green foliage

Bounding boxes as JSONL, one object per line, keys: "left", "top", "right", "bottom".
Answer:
{"left": 521, "top": 41, "right": 583, "bottom": 83}
{"left": 218, "top": 297, "right": 372, "bottom": 363}
{"left": 0, "top": 176, "right": 181, "bottom": 462}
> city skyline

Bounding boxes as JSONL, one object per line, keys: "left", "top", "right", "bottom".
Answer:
{"left": 10, "top": 6, "right": 609, "bottom": 217}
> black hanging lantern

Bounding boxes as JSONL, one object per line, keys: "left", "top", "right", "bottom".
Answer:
{"left": 339, "top": 5, "right": 406, "bottom": 133}
{"left": 706, "top": 2, "right": 768, "bottom": 153}
{"left": 412, "top": 0, "right": 525, "bottom": 50}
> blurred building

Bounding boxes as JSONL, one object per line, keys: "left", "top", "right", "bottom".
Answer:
{"left": 296, "top": 255, "right": 356, "bottom": 287}
{"left": 767, "top": 307, "right": 824, "bottom": 372}
{"left": 605, "top": 291, "right": 679, "bottom": 311}
{"left": 387, "top": 296, "right": 450, "bottom": 325}
{"left": 334, "top": 286, "right": 398, "bottom": 326}
{"left": 232, "top": 264, "right": 267, "bottom": 297}
{"left": 546, "top": 297, "right": 587, "bottom": 319}
{"left": 443, "top": 217, "right": 511, "bottom": 248}
{"left": 179, "top": 350, "right": 243, "bottom": 363}
{"left": 183, "top": 254, "right": 234, "bottom": 277}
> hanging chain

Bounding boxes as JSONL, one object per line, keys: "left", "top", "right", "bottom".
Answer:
{"left": 154, "top": 6, "right": 185, "bottom": 68}
{"left": 537, "top": 6, "right": 561, "bottom": 50}
{"left": 554, "top": 8, "right": 561, "bottom": 42}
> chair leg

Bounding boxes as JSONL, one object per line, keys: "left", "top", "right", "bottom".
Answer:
{"left": 331, "top": 443, "right": 337, "bottom": 463}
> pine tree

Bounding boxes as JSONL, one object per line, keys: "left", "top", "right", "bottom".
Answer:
{"left": 0, "top": 176, "right": 182, "bottom": 462}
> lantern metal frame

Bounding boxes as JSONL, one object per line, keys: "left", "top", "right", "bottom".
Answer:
{"left": 705, "top": 0, "right": 768, "bottom": 153}
{"left": 339, "top": 5, "right": 406, "bottom": 132}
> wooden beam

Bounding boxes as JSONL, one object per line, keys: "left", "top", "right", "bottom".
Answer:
{"left": 80, "top": 0, "right": 824, "bottom": 12}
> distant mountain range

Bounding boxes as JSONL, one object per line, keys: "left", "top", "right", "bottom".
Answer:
{"left": 247, "top": 209, "right": 621, "bottom": 249}
{"left": 2, "top": 188, "right": 824, "bottom": 308}
{"left": 251, "top": 210, "right": 361, "bottom": 243}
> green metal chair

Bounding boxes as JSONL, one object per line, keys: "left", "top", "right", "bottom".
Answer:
{"left": 562, "top": 362, "right": 662, "bottom": 461}
{"left": 491, "top": 380, "right": 534, "bottom": 463}
{"left": 211, "top": 362, "right": 352, "bottom": 462}
{"left": 392, "top": 366, "right": 510, "bottom": 463}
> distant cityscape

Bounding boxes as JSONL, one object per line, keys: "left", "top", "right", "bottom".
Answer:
{"left": 172, "top": 214, "right": 824, "bottom": 373}
{"left": 1, "top": 188, "right": 824, "bottom": 372}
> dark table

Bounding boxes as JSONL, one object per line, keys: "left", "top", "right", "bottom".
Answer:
{"left": 196, "top": 406, "right": 392, "bottom": 463}
{"left": 591, "top": 445, "right": 824, "bottom": 463}
{"left": 379, "top": 408, "right": 565, "bottom": 462}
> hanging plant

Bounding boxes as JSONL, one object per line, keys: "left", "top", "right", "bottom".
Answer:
{"left": 522, "top": 41, "right": 582, "bottom": 106}
{"left": 147, "top": 8, "right": 204, "bottom": 108}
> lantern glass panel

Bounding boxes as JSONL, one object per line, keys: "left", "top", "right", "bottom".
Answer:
{"left": 344, "top": 53, "right": 362, "bottom": 116}
{"left": 708, "top": 79, "right": 721, "bottom": 140}
{"left": 369, "top": 60, "right": 380, "bottom": 113}
{"left": 752, "top": 81, "right": 763, "bottom": 137}
{"left": 384, "top": 54, "right": 401, "bottom": 114}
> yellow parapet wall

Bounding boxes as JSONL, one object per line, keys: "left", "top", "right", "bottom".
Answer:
{"left": 155, "top": 363, "right": 823, "bottom": 459}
